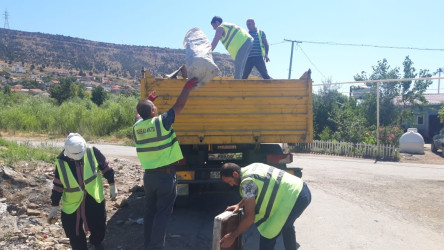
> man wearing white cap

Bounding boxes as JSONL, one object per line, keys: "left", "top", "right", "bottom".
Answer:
{"left": 48, "top": 133, "right": 117, "bottom": 250}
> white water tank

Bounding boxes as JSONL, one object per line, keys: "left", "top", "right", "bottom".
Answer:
{"left": 399, "top": 128, "right": 424, "bottom": 154}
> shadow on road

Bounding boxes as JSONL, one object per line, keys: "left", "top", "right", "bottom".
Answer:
{"left": 104, "top": 185, "right": 241, "bottom": 250}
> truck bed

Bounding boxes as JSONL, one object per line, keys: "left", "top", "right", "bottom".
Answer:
{"left": 140, "top": 70, "right": 313, "bottom": 145}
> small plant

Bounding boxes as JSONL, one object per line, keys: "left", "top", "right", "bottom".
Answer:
{"left": 1, "top": 231, "right": 13, "bottom": 242}
{"left": 364, "top": 131, "right": 376, "bottom": 144}
{"left": 378, "top": 126, "right": 404, "bottom": 146}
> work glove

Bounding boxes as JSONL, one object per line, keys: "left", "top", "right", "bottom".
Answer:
{"left": 110, "top": 184, "right": 118, "bottom": 201}
{"left": 148, "top": 91, "right": 158, "bottom": 102}
{"left": 184, "top": 78, "right": 198, "bottom": 90}
{"left": 47, "top": 206, "right": 59, "bottom": 224}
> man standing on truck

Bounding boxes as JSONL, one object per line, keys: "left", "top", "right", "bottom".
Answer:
{"left": 242, "top": 18, "right": 271, "bottom": 79}
{"left": 210, "top": 16, "right": 253, "bottom": 79}
{"left": 133, "top": 78, "right": 197, "bottom": 250}
{"left": 219, "top": 162, "right": 311, "bottom": 250}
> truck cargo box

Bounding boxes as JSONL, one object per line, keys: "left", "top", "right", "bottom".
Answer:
{"left": 140, "top": 70, "right": 313, "bottom": 145}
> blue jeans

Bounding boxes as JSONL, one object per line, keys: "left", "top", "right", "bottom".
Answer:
{"left": 259, "top": 183, "right": 312, "bottom": 250}
{"left": 143, "top": 170, "right": 177, "bottom": 250}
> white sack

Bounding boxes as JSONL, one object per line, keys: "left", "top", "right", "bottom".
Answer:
{"left": 184, "top": 27, "right": 220, "bottom": 88}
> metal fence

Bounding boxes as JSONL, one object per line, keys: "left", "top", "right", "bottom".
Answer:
{"left": 290, "top": 140, "right": 399, "bottom": 161}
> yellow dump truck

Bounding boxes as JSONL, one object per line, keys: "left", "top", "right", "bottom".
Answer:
{"left": 140, "top": 69, "right": 313, "bottom": 196}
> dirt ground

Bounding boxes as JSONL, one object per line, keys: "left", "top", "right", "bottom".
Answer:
{"left": 398, "top": 143, "right": 444, "bottom": 164}
{"left": 1, "top": 136, "right": 443, "bottom": 249}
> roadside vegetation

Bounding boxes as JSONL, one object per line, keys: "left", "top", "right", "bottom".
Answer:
{"left": 0, "top": 56, "right": 443, "bottom": 154}
{"left": 0, "top": 81, "right": 138, "bottom": 139}
{"left": 313, "top": 56, "right": 441, "bottom": 147}
{"left": 0, "top": 137, "right": 60, "bottom": 165}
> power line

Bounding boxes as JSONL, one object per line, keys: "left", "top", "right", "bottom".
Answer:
{"left": 295, "top": 40, "right": 444, "bottom": 52}
{"left": 312, "top": 76, "right": 444, "bottom": 86}
{"left": 296, "top": 44, "right": 327, "bottom": 80}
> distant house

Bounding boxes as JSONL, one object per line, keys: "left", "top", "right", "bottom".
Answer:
{"left": 350, "top": 85, "right": 374, "bottom": 99}
{"left": 30, "top": 74, "right": 41, "bottom": 80}
{"left": 12, "top": 84, "right": 23, "bottom": 89}
{"left": 12, "top": 65, "right": 25, "bottom": 73}
{"left": 110, "top": 85, "right": 121, "bottom": 94}
{"left": 397, "top": 94, "right": 444, "bottom": 142}
{"left": 0, "top": 62, "right": 8, "bottom": 68}
{"left": 29, "top": 89, "right": 44, "bottom": 95}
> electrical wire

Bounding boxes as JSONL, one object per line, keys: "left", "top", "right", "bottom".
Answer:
{"left": 296, "top": 44, "right": 327, "bottom": 80}
{"left": 295, "top": 40, "right": 444, "bottom": 52}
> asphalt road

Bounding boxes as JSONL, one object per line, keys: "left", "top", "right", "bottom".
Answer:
{"left": 100, "top": 144, "right": 444, "bottom": 250}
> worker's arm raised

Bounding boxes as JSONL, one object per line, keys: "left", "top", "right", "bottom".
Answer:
{"left": 171, "top": 78, "right": 197, "bottom": 116}
{"left": 220, "top": 197, "right": 255, "bottom": 248}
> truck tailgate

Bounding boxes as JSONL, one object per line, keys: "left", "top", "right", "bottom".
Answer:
{"left": 140, "top": 71, "right": 313, "bottom": 144}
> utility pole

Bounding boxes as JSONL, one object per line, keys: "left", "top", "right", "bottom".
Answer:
{"left": 438, "top": 68, "right": 443, "bottom": 94}
{"left": 376, "top": 81, "right": 380, "bottom": 160}
{"left": 284, "top": 39, "right": 301, "bottom": 79}
{"left": 3, "top": 10, "right": 9, "bottom": 29}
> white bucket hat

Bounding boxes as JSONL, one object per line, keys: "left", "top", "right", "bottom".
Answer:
{"left": 64, "top": 133, "right": 87, "bottom": 160}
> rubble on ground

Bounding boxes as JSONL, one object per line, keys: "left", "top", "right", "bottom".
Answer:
{"left": 0, "top": 158, "right": 145, "bottom": 250}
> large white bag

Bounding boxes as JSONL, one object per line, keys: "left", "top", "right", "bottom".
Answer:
{"left": 183, "top": 27, "right": 220, "bottom": 89}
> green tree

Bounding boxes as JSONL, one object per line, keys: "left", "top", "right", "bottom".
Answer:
{"left": 49, "top": 78, "right": 85, "bottom": 104}
{"left": 312, "top": 80, "right": 348, "bottom": 140}
{"left": 91, "top": 86, "right": 108, "bottom": 106}
{"left": 354, "top": 57, "right": 431, "bottom": 127}
{"left": 438, "top": 104, "right": 444, "bottom": 124}
{"left": 397, "top": 56, "right": 433, "bottom": 125}
{"left": 354, "top": 58, "right": 400, "bottom": 126}
{"left": 3, "top": 85, "right": 11, "bottom": 94}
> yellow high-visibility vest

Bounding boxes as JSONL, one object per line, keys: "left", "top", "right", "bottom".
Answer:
{"left": 56, "top": 147, "right": 104, "bottom": 214}
{"left": 219, "top": 23, "right": 253, "bottom": 60}
{"left": 241, "top": 163, "right": 303, "bottom": 238}
{"left": 133, "top": 115, "right": 183, "bottom": 169}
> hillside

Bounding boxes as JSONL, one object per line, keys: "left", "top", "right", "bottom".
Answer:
{"left": 0, "top": 28, "right": 235, "bottom": 79}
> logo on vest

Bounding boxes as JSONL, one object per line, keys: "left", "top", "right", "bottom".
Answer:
{"left": 136, "top": 127, "right": 156, "bottom": 134}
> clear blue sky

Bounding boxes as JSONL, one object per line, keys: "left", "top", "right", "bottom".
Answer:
{"left": 2, "top": 0, "right": 443, "bottom": 93}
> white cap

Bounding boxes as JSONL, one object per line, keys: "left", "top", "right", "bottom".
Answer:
{"left": 64, "top": 133, "right": 87, "bottom": 160}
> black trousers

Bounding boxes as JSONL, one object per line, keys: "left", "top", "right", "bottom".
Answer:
{"left": 242, "top": 56, "right": 271, "bottom": 79}
{"left": 61, "top": 194, "right": 106, "bottom": 250}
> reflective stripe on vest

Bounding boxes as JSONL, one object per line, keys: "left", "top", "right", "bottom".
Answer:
{"left": 133, "top": 115, "right": 183, "bottom": 169}
{"left": 56, "top": 147, "right": 104, "bottom": 214}
{"left": 219, "top": 23, "right": 252, "bottom": 60}
{"left": 241, "top": 163, "right": 303, "bottom": 238}
{"left": 257, "top": 30, "right": 265, "bottom": 57}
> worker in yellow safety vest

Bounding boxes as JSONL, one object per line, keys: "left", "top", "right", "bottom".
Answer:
{"left": 210, "top": 16, "right": 253, "bottom": 79}
{"left": 220, "top": 162, "right": 312, "bottom": 250}
{"left": 48, "top": 133, "right": 117, "bottom": 250}
{"left": 133, "top": 77, "right": 198, "bottom": 250}
{"left": 242, "top": 18, "right": 271, "bottom": 79}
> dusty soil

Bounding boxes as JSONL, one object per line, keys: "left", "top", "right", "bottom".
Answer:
{"left": 398, "top": 143, "right": 444, "bottom": 164}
